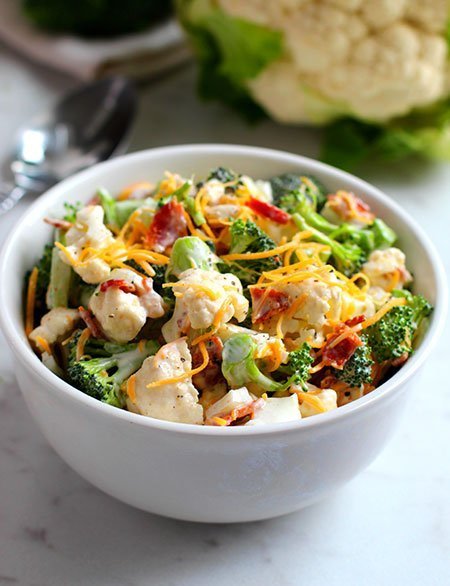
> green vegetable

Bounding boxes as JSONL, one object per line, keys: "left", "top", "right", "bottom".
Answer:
{"left": 366, "top": 293, "right": 432, "bottom": 363}
{"left": 167, "top": 236, "right": 217, "bottom": 278}
{"left": 322, "top": 99, "right": 450, "bottom": 170}
{"left": 178, "top": 0, "right": 283, "bottom": 122}
{"left": 271, "top": 174, "right": 327, "bottom": 211}
{"left": 280, "top": 189, "right": 337, "bottom": 234}
{"left": 292, "top": 213, "right": 366, "bottom": 277}
{"left": 207, "top": 167, "right": 238, "bottom": 183}
{"left": 219, "top": 219, "right": 281, "bottom": 286}
{"left": 336, "top": 337, "right": 373, "bottom": 387}
{"left": 63, "top": 202, "right": 82, "bottom": 223}
{"left": 34, "top": 243, "right": 53, "bottom": 305}
{"left": 46, "top": 230, "right": 72, "bottom": 309}
{"left": 276, "top": 343, "right": 313, "bottom": 390}
{"left": 329, "top": 219, "right": 397, "bottom": 254}
{"left": 23, "top": 0, "right": 173, "bottom": 37}
{"left": 67, "top": 332, "right": 159, "bottom": 407}
{"left": 221, "top": 333, "right": 282, "bottom": 393}
{"left": 98, "top": 188, "right": 155, "bottom": 231}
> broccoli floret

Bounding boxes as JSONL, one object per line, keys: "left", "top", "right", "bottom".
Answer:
{"left": 371, "top": 219, "right": 397, "bottom": 249}
{"left": 219, "top": 219, "right": 281, "bottom": 286}
{"left": 207, "top": 167, "right": 238, "bottom": 183}
{"left": 276, "top": 343, "right": 313, "bottom": 390}
{"left": 222, "top": 333, "right": 283, "bottom": 394}
{"left": 293, "top": 213, "right": 366, "bottom": 276}
{"left": 366, "top": 305, "right": 414, "bottom": 363}
{"left": 98, "top": 188, "right": 155, "bottom": 231}
{"left": 167, "top": 236, "right": 217, "bottom": 278}
{"left": 329, "top": 218, "right": 396, "bottom": 254}
{"left": 280, "top": 189, "right": 337, "bottom": 234}
{"left": 67, "top": 332, "right": 159, "bottom": 407}
{"left": 336, "top": 337, "right": 374, "bottom": 387}
{"left": 270, "top": 173, "right": 327, "bottom": 211}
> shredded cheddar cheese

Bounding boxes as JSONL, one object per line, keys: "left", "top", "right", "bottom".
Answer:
{"left": 145, "top": 341, "right": 209, "bottom": 389}
{"left": 25, "top": 267, "right": 39, "bottom": 336}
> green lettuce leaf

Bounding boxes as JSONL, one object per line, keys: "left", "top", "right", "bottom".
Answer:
{"left": 321, "top": 98, "right": 450, "bottom": 170}
{"left": 178, "top": 0, "right": 282, "bottom": 121}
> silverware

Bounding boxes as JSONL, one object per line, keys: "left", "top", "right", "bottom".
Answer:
{"left": 0, "top": 77, "right": 137, "bottom": 214}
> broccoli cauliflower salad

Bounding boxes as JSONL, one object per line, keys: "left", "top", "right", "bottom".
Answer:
{"left": 178, "top": 0, "right": 450, "bottom": 168}
{"left": 25, "top": 168, "right": 432, "bottom": 426}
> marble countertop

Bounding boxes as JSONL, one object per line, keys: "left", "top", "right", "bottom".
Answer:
{"left": 0, "top": 42, "right": 449, "bottom": 586}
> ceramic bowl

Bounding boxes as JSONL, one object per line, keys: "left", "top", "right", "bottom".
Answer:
{"left": 0, "top": 145, "right": 446, "bottom": 522}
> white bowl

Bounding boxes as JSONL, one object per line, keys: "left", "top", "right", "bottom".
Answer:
{"left": 0, "top": 145, "right": 446, "bottom": 523}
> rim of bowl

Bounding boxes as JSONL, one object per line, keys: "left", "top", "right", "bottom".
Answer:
{"left": 0, "top": 144, "right": 447, "bottom": 437}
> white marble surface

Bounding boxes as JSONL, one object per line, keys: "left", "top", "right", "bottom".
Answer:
{"left": 0, "top": 41, "right": 449, "bottom": 586}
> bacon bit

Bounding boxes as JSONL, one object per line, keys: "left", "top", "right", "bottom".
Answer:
{"left": 146, "top": 199, "right": 187, "bottom": 253}
{"left": 245, "top": 197, "right": 291, "bottom": 224}
{"left": 322, "top": 323, "right": 363, "bottom": 369}
{"left": 251, "top": 287, "right": 291, "bottom": 323}
{"left": 345, "top": 315, "right": 365, "bottom": 328}
{"left": 207, "top": 398, "right": 265, "bottom": 426}
{"left": 78, "top": 306, "right": 104, "bottom": 338}
{"left": 327, "top": 191, "right": 375, "bottom": 224}
{"left": 191, "top": 336, "right": 224, "bottom": 390}
{"left": 99, "top": 279, "right": 136, "bottom": 294}
{"left": 43, "top": 217, "right": 72, "bottom": 230}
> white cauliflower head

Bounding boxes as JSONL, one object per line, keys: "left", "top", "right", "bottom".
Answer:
{"left": 29, "top": 308, "right": 80, "bottom": 351}
{"left": 130, "top": 338, "right": 204, "bottom": 425}
{"left": 362, "top": 247, "right": 412, "bottom": 291}
{"left": 179, "top": 0, "right": 450, "bottom": 166}
{"left": 89, "top": 268, "right": 165, "bottom": 344}
{"left": 162, "top": 268, "right": 249, "bottom": 342}
{"left": 60, "top": 205, "right": 114, "bottom": 284}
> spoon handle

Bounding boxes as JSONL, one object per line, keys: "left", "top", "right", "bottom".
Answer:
{"left": 0, "top": 184, "right": 28, "bottom": 215}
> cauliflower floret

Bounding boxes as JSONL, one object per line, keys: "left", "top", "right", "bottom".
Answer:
{"left": 294, "top": 383, "right": 338, "bottom": 418}
{"left": 60, "top": 205, "right": 114, "bottom": 284}
{"left": 130, "top": 338, "right": 203, "bottom": 425}
{"left": 218, "top": 0, "right": 449, "bottom": 123}
{"left": 205, "top": 387, "right": 253, "bottom": 420}
{"left": 362, "top": 247, "right": 412, "bottom": 291}
{"left": 89, "top": 268, "right": 165, "bottom": 344}
{"left": 29, "top": 308, "right": 79, "bottom": 351}
{"left": 246, "top": 395, "right": 301, "bottom": 425}
{"left": 162, "top": 269, "right": 248, "bottom": 342}
{"left": 255, "top": 277, "right": 375, "bottom": 345}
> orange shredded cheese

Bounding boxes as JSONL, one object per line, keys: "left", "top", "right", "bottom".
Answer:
{"left": 126, "top": 374, "right": 137, "bottom": 402}
{"left": 76, "top": 328, "right": 91, "bottom": 361}
{"left": 35, "top": 335, "right": 51, "bottom": 355}
{"left": 359, "top": 297, "right": 406, "bottom": 330}
{"left": 25, "top": 267, "right": 39, "bottom": 336}
{"left": 145, "top": 341, "right": 209, "bottom": 389}
{"left": 296, "top": 391, "right": 326, "bottom": 413}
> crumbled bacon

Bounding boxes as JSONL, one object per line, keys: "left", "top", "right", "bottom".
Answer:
{"left": 43, "top": 217, "right": 72, "bottom": 230}
{"left": 345, "top": 315, "right": 365, "bottom": 328}
{"left": 146, "top": 199, "right": 187, "bottom": 252}
{"left": 99, "top": 279, "right": 136, "bottom": 294}
{"left": 192, "top": 336, "right": 224, "bottom": 389}
{"left": 78, "top": 306, "right": 104, "bottom": 338}
{"left": 245, "top": 197, "right": 291, "bottom": 224}
{"left": 251, "top": 287, "right": 291, "bottom": 323}
{"left": 322, "top": 323, "right": 363, "bottom": 369}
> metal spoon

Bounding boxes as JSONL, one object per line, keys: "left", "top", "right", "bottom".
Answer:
{"left": 0, "top": 77, "right": 137, "bottom": 214}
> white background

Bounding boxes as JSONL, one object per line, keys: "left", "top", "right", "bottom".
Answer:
{"left": 0, "top": 41, "right": 449, "bottom": 586}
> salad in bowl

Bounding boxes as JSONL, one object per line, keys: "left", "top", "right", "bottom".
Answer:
{"left": 25, "top": 166, "right": 432, "bottom": 427}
